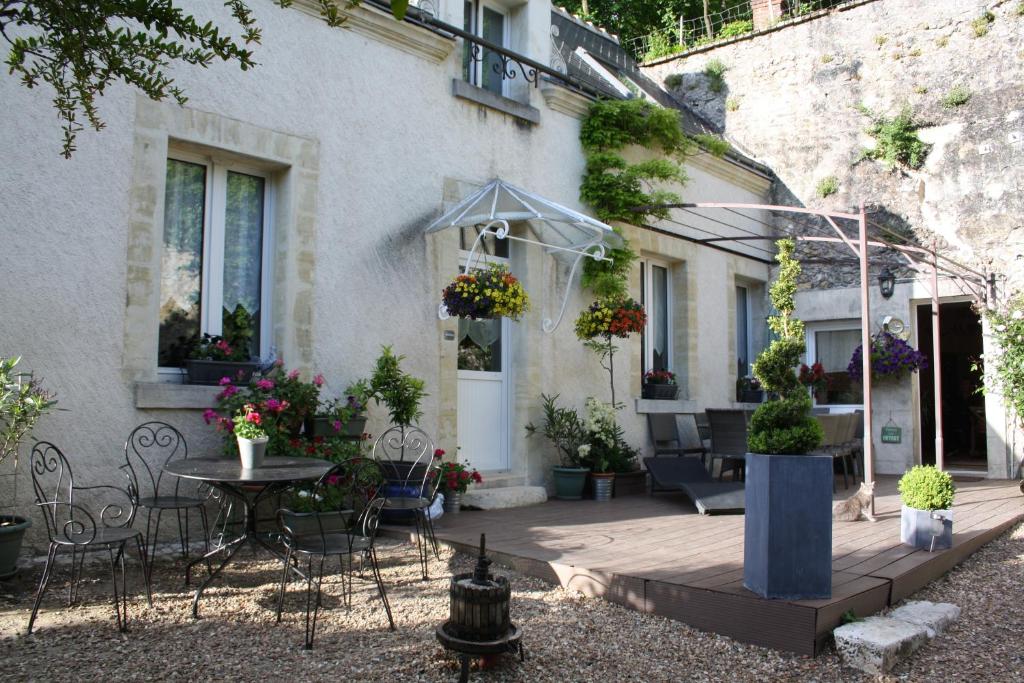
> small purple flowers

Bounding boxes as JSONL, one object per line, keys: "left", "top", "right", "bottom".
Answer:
{"left": 848, "top": 331, "right": 928, "bottom": 382}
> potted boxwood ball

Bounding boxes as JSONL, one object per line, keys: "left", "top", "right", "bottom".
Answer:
{"left": 898, "top": 465, "right": 955, "bottom": 551}
{"left": 743, "top": 239, "right": 829, "bottom": 601}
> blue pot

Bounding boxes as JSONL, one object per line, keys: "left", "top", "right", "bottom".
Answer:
{"left": 743, "top": 452, "right": 833, "bottom": 600}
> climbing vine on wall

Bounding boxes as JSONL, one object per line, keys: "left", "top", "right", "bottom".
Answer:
{"left": 578, "top": 98, "right": 693, "bottom": 297}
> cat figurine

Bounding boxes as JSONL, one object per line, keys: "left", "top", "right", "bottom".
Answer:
{"left": 833, "top": 480, "right": 876, "bottom": 522}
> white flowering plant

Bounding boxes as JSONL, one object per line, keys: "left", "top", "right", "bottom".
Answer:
{"left": 578, "top": 398, "right": 638, "bottom": 473}
{"left": 978, "top": 295, "right": 1024, "bottom": 427}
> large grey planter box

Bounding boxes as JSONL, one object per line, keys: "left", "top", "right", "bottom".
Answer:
{"left": 743, "top": 452, "right": 833, "bottom": 600}
{"left": 900, "top": 506, "right": 952, "bottom": 551}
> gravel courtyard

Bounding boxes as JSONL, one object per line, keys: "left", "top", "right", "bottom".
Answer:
{"left": 1, "top": 523, "right": 1021, "bottom": 683}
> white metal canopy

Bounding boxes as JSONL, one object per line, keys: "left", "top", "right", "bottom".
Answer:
{"left": 427, "top": 179, "right": 622, "bottom": 332}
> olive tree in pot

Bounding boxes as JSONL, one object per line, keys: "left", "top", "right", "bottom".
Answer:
{"left": 525, "top": 394, "right": 589, "bottom": 500}
{"left": 0, "top": 357, "right": 58, "bottom": 578}
{"left": 898, "top": 465, "right": 955, "bottom": 551}
{"left": 743, "top": 239, "right": 828, "bottom": 600}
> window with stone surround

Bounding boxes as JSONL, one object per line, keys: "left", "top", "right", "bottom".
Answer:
{"left": 806, "top": 321, "right": 864, "bottom": 407}
{"left": 463, "top": 0, "right": 513, "bottom": 97}
{"left": 157, "top": 150, "right": 274, "bottom": 371}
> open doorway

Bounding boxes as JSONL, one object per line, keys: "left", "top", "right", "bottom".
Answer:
{"left": 917, "top": 301, "right": 986, "bottom": 469}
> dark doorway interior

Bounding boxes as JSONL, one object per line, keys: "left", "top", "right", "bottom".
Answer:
{"left": 917, "top": 302, "right": 986, "bottom": 468}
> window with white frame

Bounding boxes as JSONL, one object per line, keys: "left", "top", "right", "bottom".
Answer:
{"left": 157, "top": 152, "right": 273, "bottom": 369}
{"left": 736, "top": 285, "right": 753, "bottom": 378}
{"left": 642, "top": 260, "right": 672, "bottom": 374}
{"left": 806, "top": 322, "right": 864, "bottom": 406}
{"left": 463, "top": 0, "right": 511, "bottom": 97}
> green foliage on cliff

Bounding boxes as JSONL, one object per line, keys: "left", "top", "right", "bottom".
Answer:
{"left": 858, "top": 106, "right": 930, "bottom": 171}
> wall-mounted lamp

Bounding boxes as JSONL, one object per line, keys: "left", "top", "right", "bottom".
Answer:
{"left": 878, "top": 267, "right": 896, "bottom": 299}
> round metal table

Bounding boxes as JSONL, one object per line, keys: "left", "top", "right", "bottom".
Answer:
{"left": 164, "top": 456, "right": 333, "bottom": 617}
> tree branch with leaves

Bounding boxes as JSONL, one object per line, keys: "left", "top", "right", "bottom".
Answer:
{"left": 1, "top": 0, "right": 408, "bottom": 157}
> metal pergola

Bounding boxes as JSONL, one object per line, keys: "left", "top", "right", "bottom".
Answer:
{"left": 641, "top": 201, "right": 993, "bottom": 506}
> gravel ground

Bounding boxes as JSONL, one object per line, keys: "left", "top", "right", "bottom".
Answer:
{"left": 0, "top": 523, "right": 1021, "bottom": 683}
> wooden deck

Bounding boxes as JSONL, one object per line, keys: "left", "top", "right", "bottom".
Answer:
{"left": 411, "top": 476, "right": 1023, "bottom": 655}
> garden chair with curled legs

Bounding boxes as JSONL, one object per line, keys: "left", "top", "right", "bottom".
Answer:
{"left": 370, "top": 425, "right": 443, "bottom": 581}
{"left": 121, "top": 421, "right": 211, "bottom": 582}
{"left": 275, "top": 458, "right": 394, "bottom": 649}
{"left": 28, "top": 442, "right": 152, "bottom": 634}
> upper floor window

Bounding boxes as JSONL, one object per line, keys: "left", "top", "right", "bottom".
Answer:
{"left": 463, "top": 0, "right": 511, "bottom": 97}
{"left": 642, "top": 259, "right": 672, "bottom": 374}
{"left": 157, "top": 153, "right": 272, "bottom": 369}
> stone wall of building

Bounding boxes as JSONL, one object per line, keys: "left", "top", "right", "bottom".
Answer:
{"left": 645, "top": 0, "right": 1024, "bottom": 297}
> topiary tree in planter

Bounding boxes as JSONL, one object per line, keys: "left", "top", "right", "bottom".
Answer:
{"left": 898, "top": 465, "right": 955, "bottom": 550}
{"left": 743, "top": 239, "right": 830, "bottom": 601}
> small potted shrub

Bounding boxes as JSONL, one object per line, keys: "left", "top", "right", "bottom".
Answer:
{"left": 525, "top": 394, "right": 589, "bottom": 500}
{"left": 434, "top": 455, "right": 483, "bottom": 514}
{"left": 0, "top": 357, "right": 57, "bottom": 578}
{"left": 743, "top": 239, "right": 829, "bottom": 600}
{"left": 642, "top": 369, "right": 679, "bottom": 400}
{"left": 233, "top": 404, "right": 268, "bottom": 469}
{"left": 441, "top": 263, "right": 530, "bottom": 321}
{"left": 898, "top": 465, "right": 955, "bottom": 550}
{"left": 184, "top": 304, "right": 261, "bottom": 385}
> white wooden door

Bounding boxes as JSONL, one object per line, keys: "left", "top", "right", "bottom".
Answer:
{"left": 457, "top": 316, "right": 509, "bottom": 471}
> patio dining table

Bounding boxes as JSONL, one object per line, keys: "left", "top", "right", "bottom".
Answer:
{"left": 164, "top": 456, "right": 333, "bottom": 618}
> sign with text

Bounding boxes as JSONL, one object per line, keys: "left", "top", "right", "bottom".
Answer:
{"left": 881, "top": 425, "right": 902, "bottom": 444}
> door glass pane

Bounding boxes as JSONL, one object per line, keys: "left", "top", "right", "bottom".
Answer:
{"left": 736, "top": 286, "right": 749, "bottom": 376}
{"left": 223, "top": 171, "right": 265, "bottom": 358}
{"left": 815, "top": 329, "right": 864, "bottom": 404}
{"left": 651, "top": 265, "right": 668, "bottom": 371}
{"left": 480, "top": 7, "right": 505, "bottom": 95}
{"left": 158, "top": 159, "right": 206, "bottom": 367}
{"left": 458, "top": 318, "right": 502, "bottom": 371}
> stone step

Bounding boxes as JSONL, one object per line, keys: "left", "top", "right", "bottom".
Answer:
{"left": 461, "top": 486, "right": 547, "bottom": 510}
{"left": 834, "top": 601, "right": 961, "bottom": 674}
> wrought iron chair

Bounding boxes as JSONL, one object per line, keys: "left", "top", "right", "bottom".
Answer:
{"left": 275, "top": 458, "right": 394, "bottom": 648}
{"left": 28, "top": 442, "right": 152, "bottom": 634}
{"left": 705, "top": 409, "right": 750, "bottom": 481}
{"left": 370, "top": 426, "right": 442, "bottom": 581}
{"left": 121, "top": 421, "right": 211, "bottom": 580}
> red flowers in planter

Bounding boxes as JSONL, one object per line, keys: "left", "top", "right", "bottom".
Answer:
{"left": 432, "top": 460, "right": 483, "bottom": 494}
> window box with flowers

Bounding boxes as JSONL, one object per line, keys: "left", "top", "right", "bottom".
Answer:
{"left": 641, "top": 369, "right": 678, "bottom": 400}
{"left": 184, "top": 333, "right": 261, "bottom": 386}
{"left": 736, "top": 375, "right": 763, "bottom": 403}
{"left": 304, "top": 379, "right": 373, "bottom": 440}
{"left": 433, "top": 455, "right": 483, "bottom": 514}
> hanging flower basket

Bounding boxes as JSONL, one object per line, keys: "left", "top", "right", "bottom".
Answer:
{"left": 847, "top": 331, "right": 928, "bottom": 382}
{"left": 441, "top": 263, "right": 530, "bottom": 321}
{"left": 574, "top": 297, "right": 646, "bottom": 340}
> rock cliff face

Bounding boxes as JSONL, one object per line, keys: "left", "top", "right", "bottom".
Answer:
{"left": 645, "top": 0, "right": 1024, "bottom": 295}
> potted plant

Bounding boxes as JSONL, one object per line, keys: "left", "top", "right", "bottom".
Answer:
{"left": 575, "top": 297, "right": 646, "bottom": 406}
{"left": 847, "top": 331, "right": 928, "bottom": 383}
{"left": 305, "top": 379, "right": 372, "bottom": 440}
{"left": 183, "top": 304, "right": 261, "bottom": 385}
{"left": 441, "top": 263, "right": 530, "bottom": 321}
{"left": 233, "top": 404, "right": 268, "bottom": 469}
{"left": 370, "top": 346, "right": 427, "bottom": 431}
{"left": 642, "top": 369, "right": 679, "bottom": 400}
{"left": 434, "top": 455, "right": 483, "bottom": 514}
{"left": 898, "top": 465, "right": 955, "bottom": 550}
{"left": 743, "top": 239, "right": 829, "bottom": 600}
{"left": 578, "top": 398, "right": 639, "bottom": 501}
{"left": 736, "top": 375, "right": 764, "bottom": 403}
{"left": 0, "top": 357, "right": 57, "bottom": 578}
{"left": 525, "top": 394, "right": 589, "bottom": 500}
{"left": 204, "top": 361, "right": 323, "bottom": 458}
{"left": 798, "top": 361, "right": 830, "bottom": 402}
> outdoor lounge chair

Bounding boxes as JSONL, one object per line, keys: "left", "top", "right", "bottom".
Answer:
{"left": 644, "top": 456, "right": 745, "bottom": 514}
{"left": 705, "top": 409, "right": 751, "bottom": 481}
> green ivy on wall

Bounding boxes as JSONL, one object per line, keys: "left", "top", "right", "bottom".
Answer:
{"left": 578, "top": 98, "right": 695, "bottom": 297}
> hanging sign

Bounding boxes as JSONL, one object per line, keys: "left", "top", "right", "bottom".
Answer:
{"left": 881, "top": 425, "right": 902, "bottom": 444}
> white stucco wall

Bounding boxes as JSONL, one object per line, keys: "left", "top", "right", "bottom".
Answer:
{"left": 0, "top": 0, "right": 772, "bottom": 550}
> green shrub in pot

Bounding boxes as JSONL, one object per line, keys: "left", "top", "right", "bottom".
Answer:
{"left": 898, "top": 465, "right": 955, "bottom": 511}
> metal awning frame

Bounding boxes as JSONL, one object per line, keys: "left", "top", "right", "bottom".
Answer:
{"left": 428, "top": 180, "right": 620, "bottom": 333}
